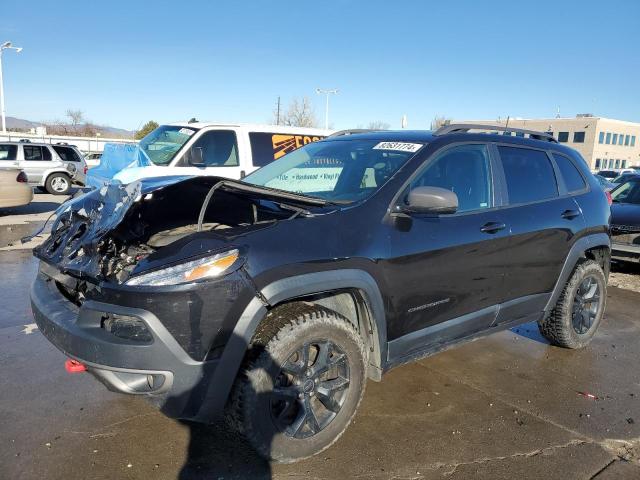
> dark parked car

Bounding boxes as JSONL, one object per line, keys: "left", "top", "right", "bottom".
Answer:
{"left": 611, "top": 172, "right": 639, "bottom": 186}
{"left": 610, "top": 178, "right": 640, "bottom": 262}
{"left": 594, "top": 174, "right": 616, "bottom": 191}
{"left": 597, "top": 169, "right": 620, "bottom": 179}
{"left": 31, "top": 124, "right": 611, "bottom": 462}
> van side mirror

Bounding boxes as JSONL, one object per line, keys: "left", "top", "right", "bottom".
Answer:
{"left": 187, "top": 146, "right": 205, "bottom": 167}
{"left": 403, "top": 186, "right": 458, "bottom": 215}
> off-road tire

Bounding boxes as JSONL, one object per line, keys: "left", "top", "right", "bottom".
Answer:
{"left": 538, "top": 259, "right": 606, "bottom": 348}
{"left": 45, "top": 173, "right": 71, "bottom": 195}
{"left": 227, "top": 304, "right": 368, "bottom": 463}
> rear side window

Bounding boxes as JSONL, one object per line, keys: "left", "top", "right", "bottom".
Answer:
{"left": 552, "top": 153, "right": 586, "bottom": 193}
{"left": 23, "top": 145, "right": 52, "bottom": 161}
{"left": 249, "top": 132, "right": 325, "bottom": 168}
{"left": 498, "top": 146, "right": 558, "bottom": 204}
{"left": 0, "top": 144, "right": 17, "bottom": 160}
{"left": 53, "top": 146, "right": 82, "bottom": 162}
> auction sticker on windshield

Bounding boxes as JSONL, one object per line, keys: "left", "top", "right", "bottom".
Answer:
{"left": 373, "top": 142, "right": 423, "bottom": 153}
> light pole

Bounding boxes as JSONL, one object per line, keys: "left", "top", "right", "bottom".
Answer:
{"left": 316, "top": 88, "right": 338, "bottom": 130}
{"left": 0, "top": 41, "right": 23, "bottom": 133}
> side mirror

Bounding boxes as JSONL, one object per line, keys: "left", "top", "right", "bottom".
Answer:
{"left": 187, "top": 146, "right": 205, "bottom": 167}
{"left": 403, "top": 186, "right": 458, "bottom": 215}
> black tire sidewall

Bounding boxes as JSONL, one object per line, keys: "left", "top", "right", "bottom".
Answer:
{"left": 561, "top": 262, "right": 607, "bottom": 347}
{"left": 242, "top": 319, "right": 367, "bottom": 463}
{"left": 46, "top": 173, "right": 71, "bottom": 195}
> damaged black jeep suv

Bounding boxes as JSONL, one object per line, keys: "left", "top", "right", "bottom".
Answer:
{"left": 31, "top": 125, "right": 611, "bottom": 462}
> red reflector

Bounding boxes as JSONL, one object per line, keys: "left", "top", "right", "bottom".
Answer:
{"left": 84, "top": 165, "right": 88, "bottom": 175}
{"left": 605, "top": 191, "right": 613, "bottom": 206}
{"left": 65, "top": 359, "right": 86, "bottom": 373}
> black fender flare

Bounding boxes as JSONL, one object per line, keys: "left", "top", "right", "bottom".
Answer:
{"left": 544, "top": 232, "right": 610, "bottom": 312}
{"left": 195, "top": 269, "right": 387, "bottom": 422}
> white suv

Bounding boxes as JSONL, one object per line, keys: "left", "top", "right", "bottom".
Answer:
{"left": 0, "top": 141, "right": 87, "bottom": 194}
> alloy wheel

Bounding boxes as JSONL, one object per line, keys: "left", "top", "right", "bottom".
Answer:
{"left": 51, "top": 177, "right": 69, "bottom": 193}
{"left": 572, "top": 275, "right": 600, "bottom": 334}
{"left": 270, "top": 340, "right": 350, "bottom": 439}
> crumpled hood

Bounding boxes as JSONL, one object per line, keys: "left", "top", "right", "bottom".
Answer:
{"left": 34, "top": 176, "right": 192, "bottom": 280}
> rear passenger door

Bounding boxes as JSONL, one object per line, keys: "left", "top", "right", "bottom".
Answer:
{"left": 19, "top": 145, "right": 54, "bottom": 184}
{"left": 494, "top": 145, "right": 586, "bottom": 324}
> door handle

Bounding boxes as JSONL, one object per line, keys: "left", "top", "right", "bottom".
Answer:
{"left": 561, "top": 209, "right": 580, "bottom": 220}
{"left": 480, "top": 222, "right": 507, "bottom": 234}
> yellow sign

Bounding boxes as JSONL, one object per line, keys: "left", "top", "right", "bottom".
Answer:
{"left": 272, "top": 134, "right": 324, "bottom": 160}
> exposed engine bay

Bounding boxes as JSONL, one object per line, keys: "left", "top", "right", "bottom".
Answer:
{"left": 34, "top": 176, "right": 327, "bottom": 284}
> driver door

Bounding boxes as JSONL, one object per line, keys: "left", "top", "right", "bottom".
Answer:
{"left": 383, "top": 143, "right": 510, "bottom": 358}
{"left": 174, "top": 129, "right": 244, "bottom": 179}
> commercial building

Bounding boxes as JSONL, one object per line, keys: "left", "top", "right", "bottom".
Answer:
{"left": 454, "top": 115, "right": 640, "bottom": 171}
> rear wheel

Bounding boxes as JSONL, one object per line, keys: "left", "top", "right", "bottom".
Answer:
{"left": 45, "top": 173, "right": 71, "bottom": 195}
{"left": 538, "top": 260, "right": 606, "bottom": 348}
{"left": 227, "top": 305, "right": 368, "bottom": 463}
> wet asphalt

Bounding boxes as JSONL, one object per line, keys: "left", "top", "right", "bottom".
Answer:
{"left": 1, "top": 194, "right": 639, "bottom": 479}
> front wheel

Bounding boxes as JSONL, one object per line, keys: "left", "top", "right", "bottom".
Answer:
{"left": 538, "top": 259, "right": 607, "bottom": 348}
{"left": 227, "top": 306, "right": 368, "bottom": 463}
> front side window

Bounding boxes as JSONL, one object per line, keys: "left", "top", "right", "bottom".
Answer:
{"left": 53, "top": 146, "right": 82, "bottom": 162}
{"left": 139, "top": 125, "right": 197, "bottom": 166}
{"left": 498, "top": 146, "right": 558, "bottom": 204}
{"left": 249, "top": 132, "right": 325, "bottom": 168}
{"left": 0, "top": 144, "right": 17, "bottom": 160}
{"left": 573, "top": 132, "right": 585, "bottom": 143}
{"left": 408, "top": 144, "right": 492, "bottom": 212}
{"left": 557, "top": 132, "right": 569, "bottom": 143}
{"left": 244, "top": 139, "right": 421, "bottom": 203}
{"left": 184, "top": 130, "right": 239, "bottom": 167}
{"left": 23, "top": 145, "right": 51, "bottom": 161}
{"left": 553, "top": 153, "right": 586, "bottom": 192}
{"left": 611, "top": 180, "right": 640, "bottom": 205}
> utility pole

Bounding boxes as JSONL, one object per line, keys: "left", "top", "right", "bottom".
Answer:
{"left": 316, "top": 88, "right": 338, "bottom": 130}
{"left": 276, "top": 96, "right": 281, "bottom": 125}
{"left": 0, "top": 41, "right": 23, "bottom": 133}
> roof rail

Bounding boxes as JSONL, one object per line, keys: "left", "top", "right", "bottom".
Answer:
{"left": 434, "top": 123, "right": 557, "bottom": 142}
{"left": 328, "top": 128, "right": 381, "bottom": 138}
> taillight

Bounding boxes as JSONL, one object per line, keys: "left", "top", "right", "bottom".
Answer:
{"left": 16, "top": 171, "right": 28, "bottom": 183}
{"left": 605, "top": 191, "right": 613, "bottom": 206}
{"left": 84, "top": 165, "right": 88, "bottom": 175}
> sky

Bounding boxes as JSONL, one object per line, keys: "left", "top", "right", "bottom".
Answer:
{"left": 1, "top": 0, "right": 639, "bottom": 131}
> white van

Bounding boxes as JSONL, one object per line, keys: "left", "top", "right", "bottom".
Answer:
{"left": 98, "top": 123, "right": 331, "bottom": 185}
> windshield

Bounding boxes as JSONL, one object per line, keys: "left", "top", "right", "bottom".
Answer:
{"left": 243, "top": 139, "right": 423, "bottom": 203}
{"left": 611, "top": 180, "right": 640, "bottom": 204}
{"left": 139, "top": 125, "right": 197, "bottom": 166}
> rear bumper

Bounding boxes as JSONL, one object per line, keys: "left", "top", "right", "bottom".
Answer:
{"left": 30, "top": 272, "right": 224, "bottom": 420}
{"left": 612, "top": 242, "right": 640, "bottom": 261}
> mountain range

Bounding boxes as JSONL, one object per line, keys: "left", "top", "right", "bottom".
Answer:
{"left": 4, "top": 116, "right": 134, "bottom": 138}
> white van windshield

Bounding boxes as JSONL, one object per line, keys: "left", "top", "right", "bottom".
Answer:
{"left": 139, "top": 125, "right": 197, "bottom": 166}
{"left": 243, "top": 139, "right": 423, "bottom": 203}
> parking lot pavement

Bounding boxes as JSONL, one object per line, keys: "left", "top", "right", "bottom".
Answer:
{"left": 0, "top": 203, "right": 639, "bottom": 479}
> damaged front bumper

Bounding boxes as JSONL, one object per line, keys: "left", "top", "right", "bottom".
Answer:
{"left": 30, "top": 265, "right": 245, "bottom": 420}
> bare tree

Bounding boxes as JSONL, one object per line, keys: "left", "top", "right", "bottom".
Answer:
{"left": 430, "top": 115, "right": 451, "bottom": 130}
{"left": 279, "top": 97, "right": 318, "bottom": 128}
{"left": 366, "top": 120, "right": 390, "bottom": 130}
{"left": 66, "top": 109, "right": 85, "bottom": 127}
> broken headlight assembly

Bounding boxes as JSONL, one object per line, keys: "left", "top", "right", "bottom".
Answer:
{"left": 125, "top": 249, "right": 240, "bottom": 287}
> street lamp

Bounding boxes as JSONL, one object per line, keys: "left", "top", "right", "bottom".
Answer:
{"left": 0, "top": 41, "right": 23, "bottom": 133}
{"left": 316, "top": 88, "right": 338, "bottom": 130}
